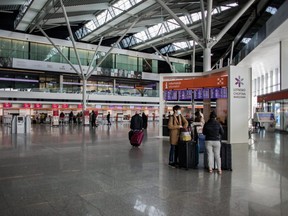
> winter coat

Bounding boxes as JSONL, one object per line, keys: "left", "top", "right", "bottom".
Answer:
{"left": 168, "top": 114, "right": 188, "bottom": 145}
{"left": 203, "top": 118, "right": 224, "bottom": 141}
{"left": 130, "top": 114, "right": 143, "bottom": 130}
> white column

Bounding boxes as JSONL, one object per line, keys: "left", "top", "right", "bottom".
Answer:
{"left": 113, "top": 79, "right": 116, "bottom": 95}
{"left": 159, "top": 75, "right": 164, "bottom": 137}
{"left": 82, "top": 79, "right": 87, "bottom": 111}
{"left": 59, "top": 75, "right": 63, "bottom": 93}
{"left": 203, "top": 47, "right": 211, "bottom": 72}
{"left": 280, "top": 40, "right": 288, "bottom": 90}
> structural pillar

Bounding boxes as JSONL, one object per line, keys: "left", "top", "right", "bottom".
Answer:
{"left": 280, "top": 40, "right": 288, "bottom": 90}
{"left": 82, "top": 79, "right": 87, "bottom": 111}
{"left": 59, "top": 75, "right": 63, "bottom": 93}
{"left": 113, "top": 79, "right": 116, "bottom": 95}
{"left": 203, "top": 47, "right": 211, "bottom": 72}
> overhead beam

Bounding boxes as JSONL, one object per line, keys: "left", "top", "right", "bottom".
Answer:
{"left": 206, "top": 0, "right": 213, "bottom": 42}
{"left": 60, "top": 0, "right": 84, "bottom": 78}
{"left": 0, "top": 0, "right": 24, "bottom": 5}
{"left": 211, "top": 0, "right": 256, "bottom": 47}
{"left": 155, "top": 0, "right": 204, "bottom": 48}
{"left": 54, "top": 3, "right": 109, "bottom": 13}
{"left": 45, "top": 15, "right": 96, "bottom": 25}
{"left": 200, "top": 0, "right": 206, "bottom": 38}
{"left": 37, "top": 25, "right": 82, "bottom": 77}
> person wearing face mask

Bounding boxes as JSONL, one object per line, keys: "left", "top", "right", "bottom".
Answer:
{"left": 168, "top": 105, "right": 188, "bottom": 167}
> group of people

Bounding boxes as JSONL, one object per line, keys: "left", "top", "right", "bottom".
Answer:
{"left": 168, "top": 105, "right": 224, "bottom": 174}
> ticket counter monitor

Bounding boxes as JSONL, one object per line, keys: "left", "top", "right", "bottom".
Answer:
{"left": 16, "top": 116, "right": 25, "bottom": 133}
{"left": 11, "top": 115, "right": 31, "bottom": 134}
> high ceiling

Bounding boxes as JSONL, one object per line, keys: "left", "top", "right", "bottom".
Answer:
{"left": 0, "top": 0, "right": 284, "bottom": 71}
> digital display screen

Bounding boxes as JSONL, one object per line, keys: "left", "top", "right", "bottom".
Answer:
{"left": 220, "top": 88, "right": 228, "bottom": 98}
{"left": 210, "top": 88, "right": 228, "bottom": 99}
{"left": 194, "top": 89, "right": 203, "bottom": 100}
{"left": 178, "top": 90, "right": 193, "bottom": 101}
{"left": 166, "top": 90, "right": 178, "bottom": 101}
{"left": 203, "top": 89, "right": 210, "bottom": 99}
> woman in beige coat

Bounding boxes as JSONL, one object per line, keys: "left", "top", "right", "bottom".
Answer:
{"left": 168, "top": 105, "right": 188, "bottom": 167}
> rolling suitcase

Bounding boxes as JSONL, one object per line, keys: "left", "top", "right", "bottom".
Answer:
{"left": 130, "top": 130, "right": 144, "bottom": 147}
{"left": 221, "top": 142, "right": 232, "bottom": 171}
{"left": 198, "top": 134, "right": 205, "bottom": 153}
{"left": 178, "top": 141, "right": 199, "bottom": 170}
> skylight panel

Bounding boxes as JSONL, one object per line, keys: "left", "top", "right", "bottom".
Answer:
{"left": 191, "top": 12, "right": 201, "bottom": 22}
{"left": 241, "top": 37, "right": 251, "bottom": 44}
{"left": 166, "top": 19, "right": 180, "bottom": 31}
{"left": 179, "top": 16, "right": 190, "bottom": 25}
{"left": 148, "top": 23, "right": 165, "bottom": 38}
{"left": 266, "top": 6, "right": 277, "bottom": 15}
{"left": 134, "top": 31, "right": 148, "bottom": 42}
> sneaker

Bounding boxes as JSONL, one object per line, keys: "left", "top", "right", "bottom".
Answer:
{"left": 168, "top": 163, "right": 176, "bottom": 168}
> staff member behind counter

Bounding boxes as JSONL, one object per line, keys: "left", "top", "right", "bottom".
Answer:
{"left": 168, "top": 105, "right": 188, "bottom": 167}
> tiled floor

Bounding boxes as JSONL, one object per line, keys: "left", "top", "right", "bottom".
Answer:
{"left": 0, "top": 122, "right": 287, "bottom": 216}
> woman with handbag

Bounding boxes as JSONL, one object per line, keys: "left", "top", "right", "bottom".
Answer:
{"left": 168, "top": 105, "right": 188, "bottom": 167}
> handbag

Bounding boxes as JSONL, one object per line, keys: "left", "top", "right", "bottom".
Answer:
{"left": 180, "top": 129, "right": 192, "bottom": 141}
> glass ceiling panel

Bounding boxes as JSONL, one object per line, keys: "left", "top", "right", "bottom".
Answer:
{"left": 121, "top": 2, "right": 239, "bottom": 49}
{"left": 75, "top": 0, "right": 143, "bottom": 39}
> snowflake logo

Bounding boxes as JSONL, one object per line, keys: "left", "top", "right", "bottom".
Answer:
{"left": 235, "top": 76, "right": 244, "bottom": 87}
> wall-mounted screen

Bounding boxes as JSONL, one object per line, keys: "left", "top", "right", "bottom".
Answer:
{"left": 166, "top": 90, "right": 178, "bottom": 101}
{"left": 178, "top": 90, "right": 193, "bottom": 101}
{"left": 194, "top": 89, "right": 203, "bottom": 100}
{"left": 203, "top": 88, "right": 210, "bottom": 99}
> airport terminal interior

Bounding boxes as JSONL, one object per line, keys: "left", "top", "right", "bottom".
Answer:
{"left": 0, "top": 0, "right": 288, "bottom": 215}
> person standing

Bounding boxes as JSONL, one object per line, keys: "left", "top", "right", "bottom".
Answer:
{"left": 107, "top": 112, "right": 111, "bottom": 125}
{"left": 69, "top": 111, "right": 74, "bottom": 124}
{"left": 130, "top": 111, "right": 143, "bottom": 130}
{"left": 203, "top": 111, "right": 224, "bottom": 174}
{"left": 142, "top": 112, "right": 148, "bottom": 129}
{"left": 168, "top": 105, "right": 188, "bottom": 167}
{"left": 91, "top": 110, "right": 97, "bottom": 127}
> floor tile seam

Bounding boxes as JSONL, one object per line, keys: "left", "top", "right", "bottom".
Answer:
{"left": 74, "top": 193, "right": 106, "bottom": 216}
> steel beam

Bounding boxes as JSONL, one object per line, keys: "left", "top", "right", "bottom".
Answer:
{"left": 192, "top": 40, "right": 196, "bottom": 73}
{"left": 86, "top": 37, "right": 103, "bottom": 79}
{"left": 230, "top": 41, "right": 234, "bottom": 65}
{"left": 211, "top": 0, "right": 256, "bottom": 47}
{"left": 151, "top": 45, "right": 176, "bottom": 72}
{"left": 206, "top": 0, "right": 213, "bottom": 42}
{"left": 37, "top": 25, "right": 82, "bottom": 77}
{"left": 60, "top": 0, "right": 84, "bottom": 79}
{"left": 92, "top": 17, "right": 141, "bottom": 71}
{"left": 155, "top": 0, "right": 204, "bottom": 48}
{"left": 200, "top": 0, "right": 206, "bottom": 38}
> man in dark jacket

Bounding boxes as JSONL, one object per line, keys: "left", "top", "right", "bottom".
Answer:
{"left": 203, "top": 111, "right": 224, "bottom": 174}
{"left": 130, "top": 111, "right": 143, "bottom": 130}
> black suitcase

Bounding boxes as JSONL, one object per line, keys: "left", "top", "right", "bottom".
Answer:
{"left": 220, "top": 142, "right": 232, "bottom": 171}
{"left": 178, "top": 141, "right": 199, "bottom": 170}
{"left": 203, "top": 142, "right": 232, "bottom": 171}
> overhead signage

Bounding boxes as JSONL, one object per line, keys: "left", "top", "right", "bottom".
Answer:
{"left": 163, "top": 75, "right": 228, "bottom": 90}
{"left": 22, "top": 103, "right": 31, "bottom": 108}
{"left": 34, "top": 104, "right": 42, "bottom": 108}
{"left": 61, "top": 104, "right": 69, "bottom": 108}
{"left": 3, "top": 103, "right": 12, "bottom": 108}
{"left": 52, "top": 104, "right": 59, "bottom": 109}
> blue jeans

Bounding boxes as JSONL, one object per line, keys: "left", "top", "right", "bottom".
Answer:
{"left": 169, "top": 145, "right": 178, "bottom": 164}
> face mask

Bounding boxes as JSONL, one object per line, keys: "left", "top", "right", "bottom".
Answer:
{"left": 177, "top": 110, "right": 181, "bottom": 115}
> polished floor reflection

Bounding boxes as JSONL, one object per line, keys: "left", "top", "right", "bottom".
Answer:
{"left": 0, "top": 123, "right": 287, "bottom": 216}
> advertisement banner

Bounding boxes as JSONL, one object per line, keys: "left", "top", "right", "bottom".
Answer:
{"left": 34, "top": 104, "right": 42, "bottom": 108}
{"left": 52, "top": 104, "right": 59, "bottom": 109}
{"left": 23, "top": 103, "right": 31, "bottom": 108}
{"left": 228, "top": 66, "right": 250, "bottom": 144}
{"left": 3, "top": 103, "right": 12, "bottom": 108}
